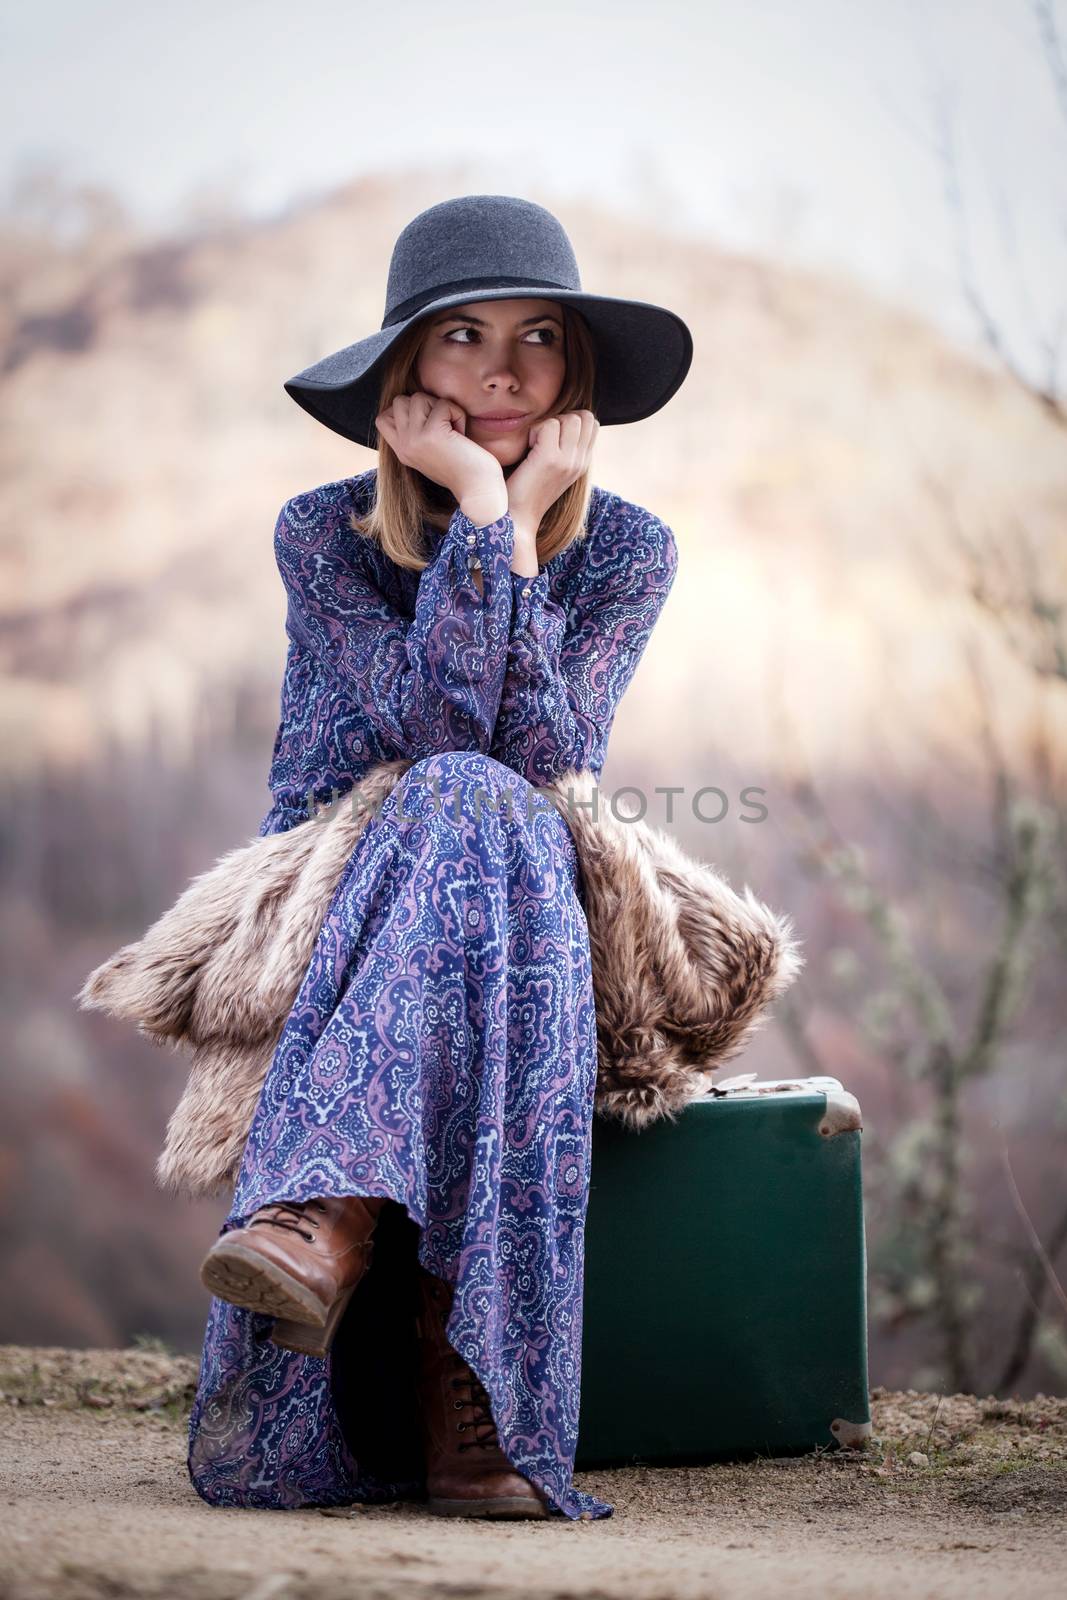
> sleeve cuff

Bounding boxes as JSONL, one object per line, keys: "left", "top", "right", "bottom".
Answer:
{"left": 450, "top": 506, "right": 515, "bottom": 587}
{"left": 510, "top": 567, "right": 550, "bottom": 629}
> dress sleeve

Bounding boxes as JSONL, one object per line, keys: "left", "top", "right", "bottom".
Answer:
{"left": 258, "top": 798, "right": 298, "bottom": 838}
{"left": 273, "top": 490, "right": 516, "bottom": 760}
{"left": 487, "top": 510, "right": 679, "bottom": 786}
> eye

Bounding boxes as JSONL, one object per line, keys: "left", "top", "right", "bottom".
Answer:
{"left": 442, "top": 327, "right": 560, "bottom": 346}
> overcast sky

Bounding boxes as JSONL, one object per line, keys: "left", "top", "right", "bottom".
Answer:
{"left": 3, "top": 0, "right": 1064, "bottom": 382}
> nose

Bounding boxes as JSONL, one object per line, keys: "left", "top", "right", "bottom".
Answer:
{"left": 481, "top": 351, "right": 521, "bottom": 391}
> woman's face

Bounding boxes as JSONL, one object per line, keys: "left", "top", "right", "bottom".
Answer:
{"left": 414, "top": 296, "right": 567, "bottom": 469}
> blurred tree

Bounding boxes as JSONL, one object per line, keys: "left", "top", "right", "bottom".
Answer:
{"left": 768, "top": 0, "right": 1067, "bottom": 1396}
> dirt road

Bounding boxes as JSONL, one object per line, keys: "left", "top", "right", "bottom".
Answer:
{"left": 1, "top": 1346, "right": 1064, "bottom": 1600}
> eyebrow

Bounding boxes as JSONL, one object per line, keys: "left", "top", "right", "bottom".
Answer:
{"left": 432, "top": 311, "right": 564, "bottom": 330}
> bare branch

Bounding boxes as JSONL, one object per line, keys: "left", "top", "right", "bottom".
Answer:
{"left": 995, "top": 1136, "right": 1067, "bottom": 1389}
{"left": 959, "top": 799, "right": 1050, "bottom": 1076}
{"left": 1034, "top": 0, "right": 1067, "bottom": 131}
{"left": 933, "top": 77, "right": 1066, "bottom": 421}
{"left": 1002, "top": 1138, "right": 1067, "bottom": 1319}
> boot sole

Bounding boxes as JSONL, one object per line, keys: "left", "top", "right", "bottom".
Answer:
{"left": 269, "top": 1286, "right": 357, "bottom": 1358}
{"left": 426, "top": 1495, "right": 551, "bottom": 1519}
{"left": 199, "top": 1238, "right": 332, "bottom": 1326}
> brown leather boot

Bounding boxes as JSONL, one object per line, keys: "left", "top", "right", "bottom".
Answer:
{"left": 199, "top": 1194, "right": 388, "bottom": 1358}
{"left": 415, "top": 1265, "right": 551, "bottom": 1519}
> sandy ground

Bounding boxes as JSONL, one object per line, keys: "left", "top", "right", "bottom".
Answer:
{"left": 1, "top": 1346, "right": 1065, "bottom": 1600}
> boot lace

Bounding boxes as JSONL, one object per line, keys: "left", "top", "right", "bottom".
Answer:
{"left": 451, "top": 1371, "right": 499, "bottom": 1452}
{"left": 248, "top": 1198, "right": 327, "bottom": 1244}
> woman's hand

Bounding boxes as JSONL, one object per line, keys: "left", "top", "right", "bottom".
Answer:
{"left": 505, "top": 410, "right": 599, "bottom": 531}
{"left": 375, "top": 393, "right": 505, "bottom": 513}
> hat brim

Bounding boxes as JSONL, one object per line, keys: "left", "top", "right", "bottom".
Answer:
{"left": 282, "top": 285, "right": 693, "bottom": 449}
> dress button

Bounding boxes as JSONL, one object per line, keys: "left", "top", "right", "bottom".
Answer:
{"left": 467, "top": 533, "right": 476, "bottom": 545}
{"left": 522, "top": 585, "right": 531, "bottom": 597}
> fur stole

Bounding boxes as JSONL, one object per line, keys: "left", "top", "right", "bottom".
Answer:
{"left": 77, "top": 759, "right": 804, "bottom": 1200}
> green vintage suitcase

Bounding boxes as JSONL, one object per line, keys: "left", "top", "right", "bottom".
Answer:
{"left": 575, "top": 1074, "right": 872, "bottom": 1467}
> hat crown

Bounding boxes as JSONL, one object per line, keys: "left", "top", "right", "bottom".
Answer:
{"left": 382, "top": 194, "right": 582, "bottom": 329}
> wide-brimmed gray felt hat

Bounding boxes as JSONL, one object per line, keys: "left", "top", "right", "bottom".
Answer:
{"left": 283, "top": 194, "right": 693, "bottom": 449}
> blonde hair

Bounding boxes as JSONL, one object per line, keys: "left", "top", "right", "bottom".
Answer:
{"left": 349, "top": 302, "right": 598, "bottom": 573}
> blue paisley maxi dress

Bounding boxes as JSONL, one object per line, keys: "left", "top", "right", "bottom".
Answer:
{"left": 186, "top": 467, "right": 678, "bottom": 1522}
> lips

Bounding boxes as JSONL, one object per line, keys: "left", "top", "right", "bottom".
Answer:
{"left": 473, "top": 411, "right": 531, "bottom": 433}
{"left": 476, "top": 410, "right": 529, "bottom": 421}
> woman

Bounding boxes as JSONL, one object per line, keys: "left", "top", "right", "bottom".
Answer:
{"left": 187, "top": 195, "right": 693, "bottom": 1523}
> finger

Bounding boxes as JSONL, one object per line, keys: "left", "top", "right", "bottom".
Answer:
{"left": 439, "top": 398, "right": 469, "bottom": 432}
{"left": 570, "top": 412, "right": 595, "bottom": 457}
{"left": 551, "top": 412, "right": 581, "bottom": 459}
{"left": 558, "top": 413, "right": 584, "bottom": 451}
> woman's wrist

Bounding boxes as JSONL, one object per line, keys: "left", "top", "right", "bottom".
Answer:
{"left": 459, "top": 477, "right": 509, "bottom": 527}
{"left": 509, "top": 515, "right": 541, "bottom": 579}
